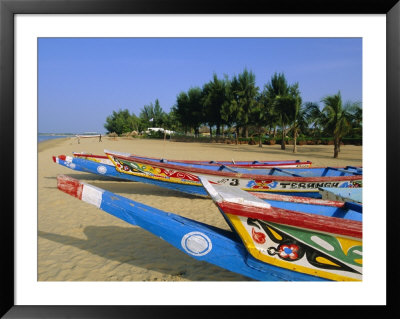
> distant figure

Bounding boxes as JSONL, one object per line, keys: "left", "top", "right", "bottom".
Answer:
{"left": 99, "top": 134, "right": 102, "bottom": 142}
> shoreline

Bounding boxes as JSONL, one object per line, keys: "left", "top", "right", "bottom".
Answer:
{"left": 38, "top": 137, "right": 362, "bottom": 281}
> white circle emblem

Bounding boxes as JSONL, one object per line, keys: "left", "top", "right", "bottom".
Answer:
{"left": 181, "top": 232, "right": 212, "bottom": 256}
{"left": 69, "top": 163, "right": 76, "bottom": 169}
{"left": 97, "top": 165, "right": 107, "bottom": 174}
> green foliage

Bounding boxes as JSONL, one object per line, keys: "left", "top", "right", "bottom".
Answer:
{"left": 172, "top": 87, "right": 204, "bottom": 135}
{"left": 232, "top": 69, "right": 259, "bottom": 137}
{"left": 263, "top": 73, "right": 301, "bottom": 149}
{"left": 321, "top": 91, "right": 361, "bottom": 157}
{"left": 139, "top": 99, "right": 167, "bottom": 129}
{"left": 104, "top": 109, "right": 139, "bottom": 135}
{"left": 202, "top": 74, "right": 230, "bottom": 136}
{"left": 104, "top": 71, "right": 362, "bottom": 147}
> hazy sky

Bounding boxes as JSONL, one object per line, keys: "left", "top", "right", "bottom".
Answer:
{"left": 38, "top": 37, "right": 362, "bottom": 134}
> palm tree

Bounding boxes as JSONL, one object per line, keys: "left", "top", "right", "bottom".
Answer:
{"left": 303, "top": 102, "right": 326, "bottom": 138}
{"left": 264, "top": 72, "right": 292, "bottom": 150}
{"left": 348, "top": 104, "right": 362, "bottom": 138}
{"left": 202, "top": 74, "right": 229, "bottom": 137}
{"left": 250, "top": 100, "right": 267, "bottom": 147}
{"left": 275, "top": 94, "right": 296, "bottom": 150}
{"left": 256, "top": 90, "right": 277, "bottom": 147}
{"left": 232, "top": 69, "right": 259, "bottom": 139}
{"left": 321, "top": 91, "right": 358, "bottom": 158}
{"left": 288, "top": 83, "right": 306, "bottom": 153}
{"left": 222, "top": 75, "right": 241, "bottom": 144}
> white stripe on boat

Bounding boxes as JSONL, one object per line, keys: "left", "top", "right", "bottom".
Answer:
{"left": 81, "top": 183, "right": 104, "bottom": 208}
{"left": 199, "top": 177, "right": 271, "bottom": 209}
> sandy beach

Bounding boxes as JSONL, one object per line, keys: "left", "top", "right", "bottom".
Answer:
{"left": 38, "top": 137, "right": 362, "bottom": 281}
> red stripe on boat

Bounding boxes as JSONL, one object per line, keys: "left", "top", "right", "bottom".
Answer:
{"left": 57, "top": 174, "right": 83, "bottom": 200}
{"left": 217, "top": 201, "right": 362, "bottom": 239}
{"left": 57, "top": 155, "right": 67, "bottom": 161}
{"left": 250, "top": 192, "right": 346, "bottom": 207}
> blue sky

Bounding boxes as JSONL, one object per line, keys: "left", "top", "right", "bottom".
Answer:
{"left": 38, "top": 38, "right": 362, "bottom": 134}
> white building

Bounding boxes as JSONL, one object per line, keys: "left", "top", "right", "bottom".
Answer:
{"left": 146, "top": 127, "right": 175, "bottom": 135}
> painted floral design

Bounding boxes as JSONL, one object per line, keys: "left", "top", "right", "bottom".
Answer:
{"left": 278, "top": 244, "right": 299, "bottom": 260}
{"left": 252, "top": 228, "right": 266, "bottom": 244}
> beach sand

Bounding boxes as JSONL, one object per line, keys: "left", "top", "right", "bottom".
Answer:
{"left": 38, "top": 137, "right": 362, "bottom": 281}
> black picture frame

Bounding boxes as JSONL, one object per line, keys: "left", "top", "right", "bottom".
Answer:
{"left": 1, "top": 0, "right": 398, "bottom": 317}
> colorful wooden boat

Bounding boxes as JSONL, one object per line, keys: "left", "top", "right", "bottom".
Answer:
{"left": 56, "top": 174, "right": 362, "bottom": 281}
{"left": 53, "top": 154, "right": 362, "bottom": 215}
{"left": 53, "top": 154, "right": 210, "bottom": 195}
{"left": 73, "top": 151, "right": 313, "bottom": 168}
{"left": 53, "top": 154, "right": 362, "bottom": 198}
{"left": 104, "top": 150, "right": 362, "bottom": 198}
{"left": 200, "top": 177, "right": 362, "bottom": 281}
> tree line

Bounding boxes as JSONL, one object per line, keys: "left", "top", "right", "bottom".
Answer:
{"left": 104, "top": 69, "right": 362, "bottom": 158}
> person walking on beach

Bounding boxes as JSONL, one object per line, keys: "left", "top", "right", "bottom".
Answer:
{"left": 99, "top": 134, "right": 102, "bottom": 142}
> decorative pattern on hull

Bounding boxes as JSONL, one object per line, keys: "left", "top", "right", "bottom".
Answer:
{"left": 110, "top": 156, "right": 362, "bottom": 195}
{"left": 227, "top": 214, "right": 362, "bottom": 281}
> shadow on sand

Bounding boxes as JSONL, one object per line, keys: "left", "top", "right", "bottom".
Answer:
{"left": 38, "top": 226, "right": 251, "bottom": 281}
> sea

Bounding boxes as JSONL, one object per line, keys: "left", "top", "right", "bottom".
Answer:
{"left": 38, "top": 134, "right": 74, "bottom": 143}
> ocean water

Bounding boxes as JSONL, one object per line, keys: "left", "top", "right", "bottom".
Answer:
{"left": 38, "top": 135, "right": 73, "bottom": 143}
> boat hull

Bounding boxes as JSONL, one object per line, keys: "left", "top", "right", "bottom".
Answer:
{"left": 224, "top": 213, "right": 362, "bottom": 281}
{"left": 73, "top": 152, "right": 312, "bottom": 168}
{"left": 200, "top": 178, "right": 362, "bottom": 281}
{"left": 106, "top": 151, "right": 362, "bottom": 198}
{"left": 53, "top": 155, "right": 210, "bottom": 196}
{"left": 54, "top": 154, "right": 362, "bottom": 199}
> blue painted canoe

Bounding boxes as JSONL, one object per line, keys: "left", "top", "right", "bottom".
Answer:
{"left": 53, "top": 155, "right": 210, "bottom": 196}
{"left": 53, "top": 154, "right": 364, "bottom": 200}
{"left": 56, "top": 174, "right": 332, "bottom": 281}
{"left": 53, "top": 153, "right": 363, "bottom": 198}
{"left": 105, "top": 150, "right": 362, "bottom": 198}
